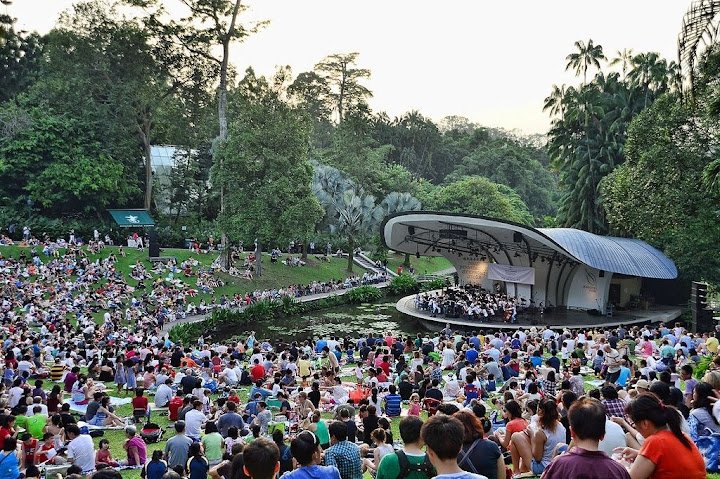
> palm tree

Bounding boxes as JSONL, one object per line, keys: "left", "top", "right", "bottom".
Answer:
{"left": 609, "top": 48, "right": 634, "bottom": 79}
{"left": 628, "top": 52, "right": 669, "bottom": 107}
{"left": 331, "top": 190, "right": 384, "bottom": 272}
{"left": 565, "top": 39, "right": 607, "bottom": 84}
{"left": 543, "top": 84, "right": 567, "bottom": 118}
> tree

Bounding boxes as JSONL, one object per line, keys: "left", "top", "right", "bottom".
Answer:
{"left": 214, "top": 78, "right": 322, "bottom": 276}
{"left": 627, "top": 52, "right": 669, "bottom": 107}
{"left": 128, "top": 0, "right": 268, "bottom": 253}
{"left": 426, "top": 176, "right": 533, "bottom": 225}
{"left": 0, "top": 4, "right": 42, "bottom": 102}
{"left": 315, "top": 52, "right": 372, "bottom": 122}
{"left": 329, "top": 190, "right": 383, "bottom": 272}
{"left": 565, "top": 39, "right": 606, "bottom": 84}
{"left": 609, "top": 48, "right": 634, "bottom": 79}
{"left": 602, "top": 94, "right": 720, "bottom": 283}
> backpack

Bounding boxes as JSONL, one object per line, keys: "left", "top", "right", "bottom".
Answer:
{"left": 395, "top": 450, "right": 434, "bottom": 479}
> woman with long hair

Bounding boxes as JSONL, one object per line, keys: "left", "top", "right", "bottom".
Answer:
{"left": 510, "top": 398, "right": 566, "bottom": 476}
{"left": 615, "top": 393, "right": 705, "bottom": 479}
{"left": 454, "top": 410, "right": 504, "bottom": 479}
{"left": 688, "top": 381, "right": 720, "bottom": 440}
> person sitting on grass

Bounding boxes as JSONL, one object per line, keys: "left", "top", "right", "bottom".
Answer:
{"left": 96, "top": 438, "right": 120, "bottom": 468}
{"left": 242, "top": 437, "right": 280, "bottom": 479}
{"left": 420, "top": 415, "right": 486, "bottom": 479}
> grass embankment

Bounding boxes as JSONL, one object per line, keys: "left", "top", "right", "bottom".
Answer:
{"left": 385, "top": 253, "right": 453, "bottom": 275}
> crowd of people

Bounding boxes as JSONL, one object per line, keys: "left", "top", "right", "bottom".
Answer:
{"left": 0, "top": 238, "right": 717, "bottom": 479}
{"left": 414, "top": 286, "right": 529, "bottom": 323}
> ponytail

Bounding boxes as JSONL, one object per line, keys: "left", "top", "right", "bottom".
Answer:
{"left": 626, "top": 393, "right": 691, "bottom": 449}
{"left": 663, "top": 403, "right": 691, "bottom": 449}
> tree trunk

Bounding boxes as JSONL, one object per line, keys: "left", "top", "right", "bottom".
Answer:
{"left": 217, "top": 0, "right": 243, "bottom": 268}
{"left": 255, "top": 239, "right": 262, "bottom": 277}
{"left": 140, "top": 122, "right": 152, "bottom": 211}
{"left": 347, "top": 238, "right": 354, "bottom": 273}
{"left": 301, "top": 238, "right": 308, "bottom": 261}
{"left": 403, "top": 253, "right": 411, "bottom": 268}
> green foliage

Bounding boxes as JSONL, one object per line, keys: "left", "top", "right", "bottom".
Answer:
{"left": 601, "top": 94, "right": 720, "bottom": 284}
{"left": 421, "top": 278, "right": 446, "bottom": 292}
{"left": 694, "top": 356, "right": 713, "bottom": 380}
{"left": 547, "top": 41, "right": 675, "bottom": 234}
{"left": 216, "top": 77, "right": 323, "bottom": 249}
{"left": 426, "top": 176, "right": 534, "bottom": 225}
{"left": 444, "top": 134, "right": 556, "bottom": 219}
{"left": 346, "top": 285, "right": 383, "bottom": 303}
{"left": 314, "top": 52, "right": 372, "bottom": 122}
{"left": 388, "top": 274, "right": 420, "bottom": 296}
{"left": 0, "top": 11, "right": 43, "bottom": 102}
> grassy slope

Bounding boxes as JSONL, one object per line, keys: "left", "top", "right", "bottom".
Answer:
{"left": 385, "top": 253, "right": 453, "bottom": 276}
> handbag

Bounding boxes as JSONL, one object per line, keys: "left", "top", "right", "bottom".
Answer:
{"left": 695, "top": 428, "right": 720, "bottom": 472}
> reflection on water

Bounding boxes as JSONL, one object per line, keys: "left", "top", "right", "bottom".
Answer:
{"left": 213, "top": 302, "right": 426, "bottom": 342}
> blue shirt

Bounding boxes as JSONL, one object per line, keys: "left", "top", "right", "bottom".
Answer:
{"left": 465, "top": 349, "right": 478, "bottom": 365}
{"left": 0, "top": 451, "right": 20, "bottom": 479}
{"left": 384, "top": 394, "right": 402, "bottom": 417}
{"left": 325, "top": 441, "right": 363, "bottom": 479}
{"left": 281, "top": 465, "right": 341, "bottom": 479}
{"left": 615, "top": 366, "right": 631, "bottom": 387}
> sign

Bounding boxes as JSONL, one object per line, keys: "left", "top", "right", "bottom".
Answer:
{"left": 107, "top": 209, "right": 155, "bottom": 227}
{"left": 487, "top": 263, "right": 535, "bottom": 285}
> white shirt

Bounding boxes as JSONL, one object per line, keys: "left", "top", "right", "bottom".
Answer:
{"left": 8, "top": 387, "right": 24, "bottom": 408}
{"left": 185, "top": 409, "right": 205, "bottom": 438}
{"left": 67, "top": 434, "right": 96, "bottom": 472}
{"left": 155, "top": 384, "right": 173, "bottom": 408}
{"left": 222, "top": 368, "right": 238, "bottom": 383}
{"left": 598, "top": 418, "right": 627, "bottom": 455}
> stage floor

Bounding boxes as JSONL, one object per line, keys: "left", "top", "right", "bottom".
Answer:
{"left": 395, "top": 294, "right": 683, "bottom": 331}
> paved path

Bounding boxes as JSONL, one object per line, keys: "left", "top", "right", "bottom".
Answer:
{"left": 161, "top": 282, "right": 390, "bottom": 335}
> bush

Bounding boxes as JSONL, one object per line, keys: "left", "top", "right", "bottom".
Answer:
{"left": 346, "top": 285, "right": 383, "bottom": 303}
{"left": 388, "top": 274, "right": 419, "bottom": 296}
{"left": 421, "top": 278, "right": 446, "bottom": 292}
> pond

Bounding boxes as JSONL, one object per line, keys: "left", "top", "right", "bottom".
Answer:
{"left": 212, "top": 300, "right": 427, "bottom": 343}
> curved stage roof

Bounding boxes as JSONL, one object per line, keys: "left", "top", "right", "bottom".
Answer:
{"left": 382, "top": 212, "right": 677, "bottom": 280}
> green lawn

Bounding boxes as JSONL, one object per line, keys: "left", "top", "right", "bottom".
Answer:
{"left": 385, "top": 252, "right": 452, "bottom": 276}
{"left": 0, "top": 244, "right": 356, "bottom": 306}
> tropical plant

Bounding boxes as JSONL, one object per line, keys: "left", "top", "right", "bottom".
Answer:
{"left": 329, "top": 190, "right": 384, "bottom": 272}
{"left": 565, "top": 39, "right": 606, "bottom": 84}
{"left": 388, "top": 273, "right": 420, "bottom": 296}
{"left": 346, "top": 285, "right": 383, "bottom": 303}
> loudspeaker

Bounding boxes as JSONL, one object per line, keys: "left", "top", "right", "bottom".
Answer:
{"left": 599, "top": 270, "right": 605, "bottom": 277}
{"left": 149, "top": 229, "right": 160, "bottom": 258}
{"left": 513, "top": 232, "right": 522, "bottom": 243}
{"left": 408, "top": 226, "right": 415, "bottom": 236}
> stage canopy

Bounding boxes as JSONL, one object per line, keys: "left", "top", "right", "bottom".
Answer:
{"left": 382, "top": 212, "right": 678, "bottom": 313}
{"left": 108, "top": 209, "right": 155, "bottom": 228}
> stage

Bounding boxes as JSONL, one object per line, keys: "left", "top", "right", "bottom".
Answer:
{"left": 396, "top": 293, "right": 683, "bottom": 331}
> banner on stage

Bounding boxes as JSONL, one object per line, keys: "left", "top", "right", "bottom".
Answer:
{"left": 487, "top": 264, "right": 535, "bottom": 285}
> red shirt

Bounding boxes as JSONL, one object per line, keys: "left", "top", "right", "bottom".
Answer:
{"left": 0, "top": 427, "right": 11, "bottom": 450}
{"left": 23, "top": 438, "right": 37, "bottom": 466}
{"left": 251, "top": 364, "right": 265, "bottom": 382}
{"left": 168, "top": 396, "right": 184, "bottom": 421}
{"left": 132, "top": 396, "right": 149, "bottom": 410}
{"left": 380, "top": 361, "right": 391, "bottom": 376}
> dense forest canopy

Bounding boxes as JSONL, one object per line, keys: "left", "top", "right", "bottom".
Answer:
{"left": 0, "top": 0, "right": 718, "bottom": 283}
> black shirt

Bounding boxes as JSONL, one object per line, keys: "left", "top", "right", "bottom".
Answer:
{"left": 363, "top": 415, "right": 379, "bottom": 445}
{"left": 171, "top": 350, "right": 183, "bottom": 368}
{"left": 181, "top": 375, "right": 198, "bottom": 394}
{"left": 425, "top": 387, "right": 443, "bottom": 402}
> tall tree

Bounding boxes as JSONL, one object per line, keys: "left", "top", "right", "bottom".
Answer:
{"left": 328, "top": 190, "right": 383, "bottom": 272}
{"left": 214, "top": 74, "right": 323, "bottom": 275}
{"left": 315, "top": 52, "right": 372, "bottom": 122}
{"left": 0, "top": 2, "right": 42, "bottom": 102}
{"left": 565, "top": 39, "right": 606, "bottom": 84}
{"left": 127, "top": 0, "right": 267, "bottom": 252}
{"left": 609, "top": 48, "right": 634, "bottom": 79}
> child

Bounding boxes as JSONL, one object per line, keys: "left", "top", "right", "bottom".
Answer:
{"left": 486, "top": 373, "right": 497, "bottom": 393}
{"left": 224, "top": 426, "right": 243, "bottom": 454}
{"left": 407, "top": 393, "right": 421, "bottom": 416}
{"left": 355, "top": 361, "right": 364, "bottom": 386}
{"left": 20, "top": 433, "right": 38, "bottom": 470}
{"left": 96, "top": 438, "right": 120, "bottom": 467}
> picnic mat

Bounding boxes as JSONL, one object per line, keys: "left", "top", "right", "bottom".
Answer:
{"left": 69, "top": 397, "right": 132, "bottom": 415}
{"left": 585, "top": 379, "right": 605, "bottom": 388}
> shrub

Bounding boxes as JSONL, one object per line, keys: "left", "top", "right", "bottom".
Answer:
{"left": 421, "top": 278, "right": 446, "bottom": 292}
{"left": 388, "top": 274, "right": 419, "bottom": 295}
{"left": 346, "top": 285, "right": 383, "bottom": 303}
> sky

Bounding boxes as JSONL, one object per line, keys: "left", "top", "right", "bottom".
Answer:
{"left": 8, "top": 1, "right": 692, "bottom": 134}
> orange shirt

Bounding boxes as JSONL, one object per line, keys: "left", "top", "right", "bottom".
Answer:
{"left": 639, "top": 430, "right": 705, "bottom": 479}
